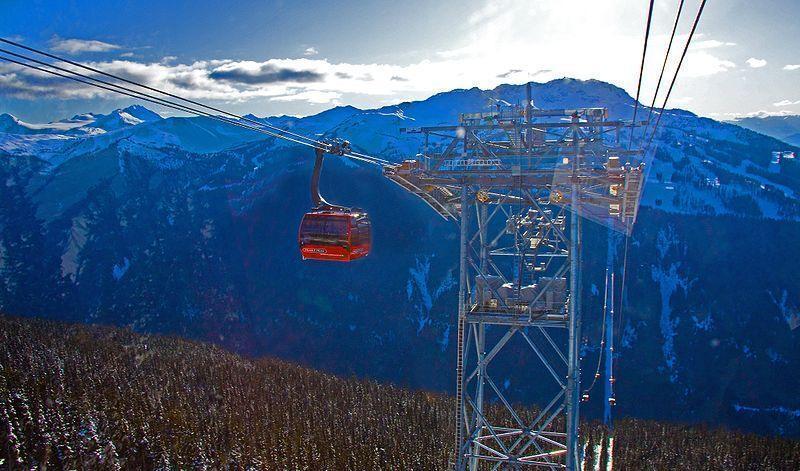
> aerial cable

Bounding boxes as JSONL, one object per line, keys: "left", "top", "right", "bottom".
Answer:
{"left": 0, "top": 42, "right": 391, "bottom": 166}
{"left": 0, "top": 37, "right": 324, "bottom": 148}
{"left": 628, "top": 0, "right": 656, "bottom": 149}
{"left": 615, "top": 236, "right": 630, "bottom": 341}
{"left": 0, "top": 54, "right": 324, "bottom": 149}
{"left": 583, "top": 268, "right": 610, "bottom": 399}
{"left": 0, "top": 37, "right": 390, "bottom": 165}
{"left": 618, "top": 0, "right": 707, "bottom": 351}
{"left": 0, "top": 47, "right": 315, "bottom": 144}
{"left": 612, "top": 240, "right": 628, "bottom": 415}
{"left": 0, "top": 55, "right": 203, "bottom": 120}
{"left": 342, "top": 152, "right": 388, "bottom": 166}
{"left": 644, "top": 0, "right": 708, "bottom": 155}
{"left": 348, "top": 150, "right": 393, "bottom": 166}
{"left": 0, "top": 55, "right": 321, "bottom": 149}
{"left": 643, "top": 0, "right": 685, "bottom": 140}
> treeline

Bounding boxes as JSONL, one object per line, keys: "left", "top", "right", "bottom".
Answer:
{"left": 1, "top": 315, "right": 799, "bottom": 470}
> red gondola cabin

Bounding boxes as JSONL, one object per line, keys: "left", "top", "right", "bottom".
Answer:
{"left": 298, "top": 209, "right": 371, "bottom": 262}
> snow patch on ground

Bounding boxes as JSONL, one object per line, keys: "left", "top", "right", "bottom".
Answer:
{"left": 651, "top": 226, "right": 692, "bottom": 383}
{"left": 437, "top": 324, "right": 450, "bottom": 352}
{"left": 733, "top": 404, "right": 800, "bottom": 419}
{"left": 406, "top": 256, "right": 455, "bottom": 334}
{"left": 620, "top": 320, "right": 637, "bottom": 349}
{"left": 60, "top": 216, "right": 88, "bottom": 280}
{"left": 769, "top": 289, "right": 800, "bottom": 331}
{"left": 691, "top": 314, "right": 713, "bottom": 332}
{"left": 592, "top": 442, "right": 602, "bottom": 471}
{"left": 112, "top": 257, "right": 130, "bottom": 281}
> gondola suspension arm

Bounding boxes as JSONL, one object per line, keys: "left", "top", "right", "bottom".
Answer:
{"left": 310, "top": 140, "right": 351, "bottom": 211}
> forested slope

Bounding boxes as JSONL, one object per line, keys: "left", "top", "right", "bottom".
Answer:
{"left": 1, "top": 315, "right": 798, "bottom": 470}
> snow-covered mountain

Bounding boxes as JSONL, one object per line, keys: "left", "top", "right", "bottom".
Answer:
{"left": 0, "top": 104, "right": 161, "bottom": 135}
{"left": 88, "top": 104, "right": 162, "bottom": 131}
{"left": 1, "top": 79, "right": 799, "bottom": 437}
{"left": 4, "top": 79, "right": 799, "bottom": 221}
{"left": 0, "top": 105, "right": 169, "bottom": 165}
{"left": 729, "top": 114, "right": 800, "bottom": 147}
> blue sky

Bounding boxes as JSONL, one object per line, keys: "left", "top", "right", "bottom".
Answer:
{"left": 1, "top": 0, "right": 799, "bottom": 122}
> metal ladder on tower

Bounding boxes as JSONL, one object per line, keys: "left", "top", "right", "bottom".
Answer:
{"left": 453, "top": 313, "right": 466, "bottom": 469}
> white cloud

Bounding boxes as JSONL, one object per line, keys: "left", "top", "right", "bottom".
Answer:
{"left": 683, "top": 52, "right": 736, "bottom": 77}
{"left": 432, "top": 1, "right": 738, "bottom": 94}
{"left": 784, "top": 64, "right": 800, "bottom": 71}
{"left": 690, "top": 39, "right": 736, "bottom": 50}
{"left": 1, "top": 1, "right": 744, "bottom": 110}
{"left": 774, "top": 99, "right": 800, "bottom": 107}
{"left": 271, "top": 90, "right": 341, "bottom": 104}
{"left": 49, "top": 37, "right": 121, "bottom": 54}
{"left": 745, "top": 57, "right": 767, "bottom": 68}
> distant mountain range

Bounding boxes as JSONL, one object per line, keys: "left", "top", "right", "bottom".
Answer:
{"left": 1, "top": 78, "right": 799, "bottom": 437}
{"left": 0, "top": 104, "right": 162, "bottom": 135}
{"left": 728, "top": 115, "right": 800, "bottom": 147}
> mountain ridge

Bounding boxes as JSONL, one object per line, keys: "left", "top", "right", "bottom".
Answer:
{"left": 5, "top": 78, "right": 798, "bottom": 222}
{"left": 729, "top": 114, "right": 800, "bottom": 147}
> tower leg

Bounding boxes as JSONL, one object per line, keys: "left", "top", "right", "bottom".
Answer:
{"left": 565, "top": 150, "right": 583, "bottom": 470}
{"left": 454, "top": 186, "right": 470, "bottom": 470}
{"left": 469, "top": 322, "right": 485, "bottom": 471}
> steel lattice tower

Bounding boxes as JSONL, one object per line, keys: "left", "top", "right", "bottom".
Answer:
{"left": 386, "top": 84, "right": 645, "bottom": 470}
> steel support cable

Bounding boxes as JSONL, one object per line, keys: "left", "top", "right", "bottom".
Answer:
{"left": 0, "top": 50, "right": 324, "bottom": 150}
{"left": 343, "top": 152, "right": 390, "bottom": 167}
{"left": 644, "top": 0, "right": 708, "bottom": 155}
{"left": 616, "top": 1, "right": 707, "bottom": 378}
{"left": 0, "top": 55, "right": 214, "bottom": 124}
{"left": 583, "top": 269, "right": 609, "bottom": 396}
{"left": 0, "top": 37, "right": 324, "bottom": 148}
{"left": 616, "top": 235, "right": 630, "bottom": 338}
{"left": 348, "top": 150, "right": 392, "bottom": 166}
{"left": 1, "top": 37, "right": 391, "bottom": 167}
{"left": 615, "top": 2, "right": 708, "bottom": 408}
{"left": 0, "top": 55, "right": 327, "bottom": 151}
{"left": 0, "top": 50, "right": 391, "bottom": 167}
{"left": 628, "top": 0, "right": 656, "bottom": 149}
{"left": 608, "top": 234, "right": 629, "bottom": 413}
{"left": 643, "top": 0, "right": 686, "bottom": 140}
